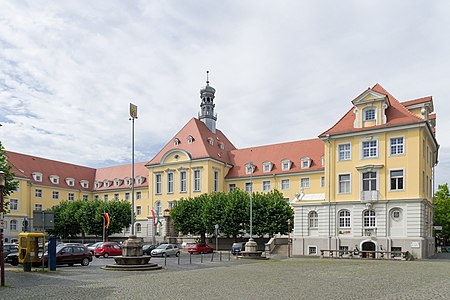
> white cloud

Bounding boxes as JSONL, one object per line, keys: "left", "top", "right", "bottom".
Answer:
{"left": 0, "top": 0, "right": 449, "bottom": 185}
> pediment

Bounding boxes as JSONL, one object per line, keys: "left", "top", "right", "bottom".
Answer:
{"left": 352, "top": 90, "right": 389, "bottom": 107}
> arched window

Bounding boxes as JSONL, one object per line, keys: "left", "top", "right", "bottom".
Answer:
{"left": 363, "top": 210, "right": 376, "bottom": 227}
{"left": 339, "top": 210, "right": 351, "bottom": 228}
{"left": 155, "top": 201, "right": 162, "bottom": 215}
{"left": 136, "top": 223, "right": 142, "bottom": 233}
{"left": 10, "top": 219, "right": 18, "bottom": 231}
{"left": 308, "top": 211, "right": 318, "bottom": 228}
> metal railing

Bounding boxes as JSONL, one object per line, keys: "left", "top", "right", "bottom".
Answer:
{"left": 320, "top": 249, "right": 411, "bottom": 260}
{"left": 361, "top": 190, "right": 379, "bottom": 203}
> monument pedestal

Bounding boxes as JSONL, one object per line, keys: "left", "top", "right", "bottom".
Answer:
{"left": 239, "top": 239, "right": 267, "bottom": 259}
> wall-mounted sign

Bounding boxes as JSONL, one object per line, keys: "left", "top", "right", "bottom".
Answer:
{"left": 411, "top": 241, "right": 420, "bottom": 248}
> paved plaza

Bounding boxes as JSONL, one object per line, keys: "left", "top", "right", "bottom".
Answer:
{"left": 2, "top": 255, "right": 450, "bottom": 299}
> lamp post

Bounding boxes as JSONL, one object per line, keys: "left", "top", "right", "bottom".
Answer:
{"left": 129, "top": 103, "right": 138, "bottom": 235}
{"left": 249, "top": 160, "right": 253, "bottom": 241}
{"left": 0, "top": 171, "right": 6, "bottom": 287}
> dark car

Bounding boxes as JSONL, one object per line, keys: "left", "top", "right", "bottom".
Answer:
{"left": 5, "top": 252, "right": 19, "bottom": 266}
{"left": 142, "top": 244, "right": 157, "bottom": 255}
{"left": 6, "top": 243, "right": 92, "bottom": 267}
{"left": 231, "top": 242, "right": 246, "bottom": 255}
{"left": 3, "top": 243, "right": 18, "bottom": 258}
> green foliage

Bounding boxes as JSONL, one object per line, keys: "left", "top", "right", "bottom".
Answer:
{"left": 0, "top": 141, "right": 19, "bottom": 211}
{"left": 170, "top": 189, "right": 293, "bottom": 241}
{"left": 434, "top": 183, "right": 450, "bottom": 244}
{"left": 47, "top": 199, "right": 131, "bottom": 239}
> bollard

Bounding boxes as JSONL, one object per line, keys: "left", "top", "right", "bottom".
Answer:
{"left": 23, "top": 254, "right": 31, "bottom": 272}
{"left": 201, "top": 253, "right": 203, "bottom": 263}
{"left": 190, "top": 252, "right": 192, "bottom": 264}
{"left": 178, "top": 254, "right": 180, "bottom": 265}
{"left": 229, "top": 251, "right": 231, "bottom": 261}
{"left": 164, "top": 252, "right": 167, "bottom": 267}
{"left": 211, "top": 252, "right": 214, "bottom": 262}
{"left": 220, "top": 251, "right": 222, "bottom": 262}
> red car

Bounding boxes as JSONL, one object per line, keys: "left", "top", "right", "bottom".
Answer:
{"left": 187, "top": 243, "right": 214, "bottom": 254}
{"left": 94, "top": 242, "right": 122, "bottom": 258}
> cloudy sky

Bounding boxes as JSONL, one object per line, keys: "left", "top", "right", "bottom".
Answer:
{"left": 1, "top": 0, "right": 449, "bottom": 185}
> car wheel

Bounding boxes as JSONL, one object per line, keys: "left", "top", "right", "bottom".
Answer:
{"left": 95, "top": 255, "right": 100, "bottom": 258}
{"left": 11, "top": 261, "right": 19, "bottom": 266}
{"left": 176, "top": 252, "right": 180, "bottom": 257}
{"left": 104, "top": 253, "right": 109, "bottom": 258}
{"left": 81, "top": 257, "right": 90, "bottom": 266}
{"left": 68, "top": 263, "right": 74, "bottom": 267}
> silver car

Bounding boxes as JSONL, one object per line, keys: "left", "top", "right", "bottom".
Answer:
{"left": 150, "top": 244, "right": 180, "bottom": 257}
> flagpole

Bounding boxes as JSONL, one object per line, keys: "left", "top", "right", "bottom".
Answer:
{"left": 102, "top": 212, "right": 106, "bottom": 242}
{"left": 129, "top": 103, "right": 138, "bottom": 236}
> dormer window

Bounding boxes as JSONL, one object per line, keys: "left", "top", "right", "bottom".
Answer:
{"left": 245, "top": 163, "right": 255, "bottom": 175}
{"left": 281, "top": 160, "right": 291, "bottom": 171}
{"left": 187, "top": 135, "right": 194, "bottom": 144}
{"left": 49, "top": 175, "right": 59, "bottom": 184}
{"left": 125, "top": 177, "right": 132, "bottom": 186}
{"left": 207, "top": 137, "right": 214, "bottom": 145}
{"left": 114, "top": 178, "right": 122, "bottom": 187}
{"left": 301, "top": 157, "right": 311, "bottom": 169}
{"left": 32, "top": 172, "right": 43, "bottom": 182}
{"left": 174, "top": 138, "right": 180, "bottom": 146}
{"left": 80, "top": 180, "right": 89, "bottom": 188}
{"left": 263, "top": 161, "right": 273, "bottom": 173}
{"left": 65, "top": 178, "right": 75, "bottom": 186}
{"left": 94, "top": 181, "right": 102, "bottom": 189}
{"left": 103, "top": 180, "right": 111, "bottom": 188}
{"left": 218, "top": 142, "right": 224, "bottom": 150}
{"left": 364, "top": 108, "right": 376, "bottom": 121}
{"left": 136, "top": 176, "right": 146, "bottom": 185}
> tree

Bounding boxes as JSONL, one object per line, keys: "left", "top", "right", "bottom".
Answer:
{"left": 170, "top": 194, "right": 208, "bottom": 242}
{"left": 0, "top": 141, "right": 19, "bottom": 211}
{"left": 221, "top": 189, "right": 249, "bottom": 239}
{"left": 48, "top": 199, "right": 131, "bottom": 240}
{"left": 434, "top": 183, "right": 450, "bottom": 244}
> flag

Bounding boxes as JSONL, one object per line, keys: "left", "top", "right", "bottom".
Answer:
{"left": 151, "top": 209, "right": 160, "bottom": 226}
{"left": 130, "top": 103, "right": 138, "bottom": 119}
{"left": 102, "top": 212, "right": 110, "bottom": 229}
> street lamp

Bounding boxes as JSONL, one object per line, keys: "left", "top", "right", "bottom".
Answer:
{"left": 0, "top": 171, "right": 6, "bottom": 287}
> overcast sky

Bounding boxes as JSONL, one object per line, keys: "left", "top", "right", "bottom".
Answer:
{"left": 1, "top": 0, "right": 449, "bottom": 186}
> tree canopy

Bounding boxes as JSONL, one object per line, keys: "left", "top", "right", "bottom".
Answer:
{"left": 170, "top": 189, "right": 293, "bottom": 242}
{"left": 0, "top": 141, "right": 19, "bottom": 212}
{"left": 434, "top": 183, "right": 450, "bottom": 244}
{"left": 47, "top": 199, "right": 131, "bottom": 240}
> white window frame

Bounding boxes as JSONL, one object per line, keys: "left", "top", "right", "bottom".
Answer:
{"left": 82, "top": 195, "right": 88, "bottom": 201}
{"left": 104, "top": 194, "right": 108, "bottom": 201}
{"left": 390, "top": 136, "right": 405, "bottom": 156}
{"left": 389, "top": 169, "right": 405, "bottom": 191}
{"left": 167, "top": 172, "right": 174, "bottom": 194}
{"left": 125, "top": 192, "right": 130, "bottom": 200}
{"left": 154, "top": 201, "right": 162, "bottom": 215}
{"left": 281, "top": 160, "right": 291, "bottom": 171}
{"left": 245, "top": 164, "right": 254, "bottom": 175}
{"left": 136, "top": 191, "right": 142, "bottom": 200}
{"left": 363, "top": 210, "right": 376, "bottom": 228}
{"left": 180, "top": 171, "right": 187, "bottom": 193}
{"left": 113, "top": 193, "right": 119, "bottom": 201}
{"left": 301, "top": 157, "right": 311, "bottom": 169}
{"left": 320, "top": 176, "right": 325, "bottom": 188}
{"left": 339, "top": 210, "right": 351, "bottom": 228}
{"left": 245, "top": 182, "right": 253, "bottom": 193}
{"left": 338, "top": 143, "right": 351, "bottom": 161}
{"left": 80, "top": 180, "right": 89, "bottom": 188}
{"left": 281, "top": 179, "right": 290, "bottom": 190}
{"left": 228, "top": 184, "right": 236, "bottom": 191}
{"left": 300, "top": 177, "right": 310, "bottom": 189}
{"left": 308, "top": 246, "right": 317, "bottom": 255}
{"left": 363, "top": 107, "right": 376, "bottom": 121}
{"left": 262, "top": 180, "right": 271, "bottom": 192}
{"left": 34, "top": 203, "right": 43, "bottom": 211}
{"left": 193, "top": 169, "right": 201, "bottom": 192}
{"left": 338, "top": 173, "right": 351, "bottom": 194}
{"left": 263, "top": 162, "right": 272, "bottom": 173}
{"left": 50, "top": 175, "right": 59, "bottom": 184}
{"left": 10, "top": 220, "right": 17, "bottom": 231}
{"left": 155, "top": 174, "right": 162, "bottom": 195}
{"left": 10, "top": 199, "right": 18, "bottom": 211}
{"left": 32, "top": 172, "right": 43, "bottom": 182}
{"left": 136, "top": 223, "right": 142, "bottom": 232}
{"left": 66, "top": 178, "right": 75, "bottom": 186}
{"left": 68, "top": 193, "right": 75, "bottom": 201}
{"left": 362, "top": 140, "right": 378, "bottom": 159}
{"left": 52, "top": 191, "right": 59, "bottom": 200}
{"left": 362, "top": 171, "right": 378, "bottom": 192}
{"left": 136, "top": 206, "right": 142, "bottom": 216}
{"left": 35, "top": 189, "right": 43, "bottom": 198}
{"left": 308, "top": 211, "right": 318, "bottom": 228}
{"left": 214, "top": 170, "right": 219, "bottom": 192}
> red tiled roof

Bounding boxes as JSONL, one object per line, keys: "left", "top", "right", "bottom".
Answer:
{"left": 94, "top": 162, "right": 148, "bottom": 191}
{"left": 6, "top": 151, "right": 96, "bottom": 191}
{"left": 320, "top": 84, "right": 425, "bottom": 137}
{"left": 226, "top": 138, "right": 324, "bottom": 178}
{"left": 401, "top": 96, "right": 433, "bottom": 107}
{"left": 147, "top": 118, "right": 236, "bottom": 166}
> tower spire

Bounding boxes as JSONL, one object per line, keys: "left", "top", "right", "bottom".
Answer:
{"left": 198, "top": 71, "right": 217, "bottom": 133}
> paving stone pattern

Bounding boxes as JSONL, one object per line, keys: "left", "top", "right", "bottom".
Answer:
{"left": 2, "top": 256, "right": 450, "bottom": 299}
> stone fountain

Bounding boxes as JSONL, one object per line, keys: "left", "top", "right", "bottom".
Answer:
{"left": 102, "top": 235, "right": 162, "bottom": 271}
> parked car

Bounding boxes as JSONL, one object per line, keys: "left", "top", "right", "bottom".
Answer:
{"left": 49, "top": 243, "right": 92, "bottom": 266}
{"left": 142, "top": 244, "right": 157, "bottom": 255}
{"left": 151, "top": 244, "right": 180, "bottom": 257}
{"left": 5, "top": 252, "right": 19, "bottom": 266}
{"left": 6, "top": 243, "right": 92, "bottom": 267}
{"left": 187, "top": 243, "right": 214, "bottom": 254}
{"left": 87, "top": 242, "right": 104, "bottom": 254}
{"left": 441, "top": 246, "right": 450, "bottom": 253}
{"left": 94, "top": 242, "right": 122, "bottom": 258}
{"left": 3, "top": 243, "right": 18, "bottom": 258}
{"left": 231, "top": 242, "right": 246, "bottom": 255}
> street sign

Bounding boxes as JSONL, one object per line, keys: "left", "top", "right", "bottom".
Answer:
{"left": 33, "top": 211, "right": 55, "bottom": 229}
{"left": 434, "top": 226, "right": 443, "bottom": 230}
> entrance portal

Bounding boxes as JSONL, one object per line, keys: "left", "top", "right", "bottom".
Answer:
{"left": 362, "top": 241, "right": 376, "bottom": 258}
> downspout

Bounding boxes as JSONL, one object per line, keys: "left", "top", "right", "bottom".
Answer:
{"left": 325, "top": 134, "right": 332, "bottom": 251}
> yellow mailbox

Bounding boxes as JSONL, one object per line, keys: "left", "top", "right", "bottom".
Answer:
{"left": 18, "top": 232, "right": 46, "bottom": 264}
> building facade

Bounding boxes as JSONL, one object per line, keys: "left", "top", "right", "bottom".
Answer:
{"left": 3, "top": 81, "right": 438, "bottom": 258}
